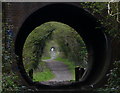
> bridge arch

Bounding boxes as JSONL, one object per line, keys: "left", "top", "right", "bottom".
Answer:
{"left": 15, "top": 3, "right": 111, "bottom": 90}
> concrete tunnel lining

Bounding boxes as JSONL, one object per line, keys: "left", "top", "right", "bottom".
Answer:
{"left": 15, "top": 3, "right": 111, "bottom": 89}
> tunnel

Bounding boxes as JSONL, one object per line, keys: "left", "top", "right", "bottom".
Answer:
{"left": 15, "top": 3, "right": 111, "bottom": 90}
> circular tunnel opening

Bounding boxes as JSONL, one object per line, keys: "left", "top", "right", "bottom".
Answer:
{"left": 22, "top": 21, "right": 88, "bottom": 85}
{"left": 15, "top": 3, "right": 111, "bottom": 89}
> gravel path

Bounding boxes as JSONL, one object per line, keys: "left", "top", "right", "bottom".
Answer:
{"left": 43, "top": 59, "right": 73, "bottom": 81}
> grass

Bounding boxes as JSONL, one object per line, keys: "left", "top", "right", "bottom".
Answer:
{"left": 55, "top": 57, "right": 75, "bottom": 80}
{"left": 33, "top": 57, "right": 75, "bottom": 81}
{"left": 33, "top": 61, "right": 55, "bottom": 82}
{"left": 41, "top": 57, "right": 51, "bottom": 60}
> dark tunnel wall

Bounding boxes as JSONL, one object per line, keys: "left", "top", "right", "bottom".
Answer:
{"left": 15, "top": 3, "right": 111, "bottom": 89}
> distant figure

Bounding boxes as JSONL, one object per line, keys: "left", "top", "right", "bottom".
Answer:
{"left": 50, "top": 47, "right": 56, "bottom": 59}
{"left": 50, "top": 47, "right": 55, "bottom": 51}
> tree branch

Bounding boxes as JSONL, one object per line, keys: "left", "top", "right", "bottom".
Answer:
{"left": 108, "top": 1, "right": 120, "bottom": 23}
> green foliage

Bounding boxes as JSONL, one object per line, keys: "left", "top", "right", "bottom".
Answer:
{"left": 2, "top": 23, "right": 22, "bottom": 91}
{"left": 23, "top": 20, "right": 88, "bottom": 82}
{"left": 2, "top": 73, "right": 20, "bottom": 92}
{"left": 95, "top": 61, "right": 120, "bottom": 93}
{"left": 23, "top": 24, "right": 55, "bottom": 72}
{"left": 23, "top": 21, "right": 88, "bottom": 73}
{"left": 81, "top": 3, "right": 120, "bottom": 92}
{"left": 33, "top": 61, "right": 55, "bottom": 82}
{"left": 107, "top": 61, "right": 120, "bottom": 93}
{"left": 50, "top": 22, "right": 88, "bottom": 67}
{"left": 80, "top": 2, "right": 108, "bottom": 15}
{"left": 41, "top": 57, "right": 51, "bottom": 60}
{"left": 42, "top": 40, "right": 60, "bottom": 58}
{"left": 80, "top": 2, "right": 120, "bottom": 39}
{"left": 2, "top": 2, "right": 120, "bottom": 91}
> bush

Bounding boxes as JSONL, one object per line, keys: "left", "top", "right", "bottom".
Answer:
{"left": 95, "top": 61, "right": 120, "bottom": 93}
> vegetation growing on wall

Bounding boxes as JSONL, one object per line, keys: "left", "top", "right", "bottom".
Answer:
{"left": 80, "top": 2, "right": 120, "bottom": 38}
{"left": 23, "top": 24, "right": 54, "bottom": 72}
{"left": 2, "top": 2, "right": 120, "bottom": 92}
{"left": 80, "top": 2, "right": 120, "bottom": 93}
{"left": 2, "top": 23, "right": 22, "bottom": 91}
{"left": 95, "top": 61, "right": 120, "bottom": 93}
